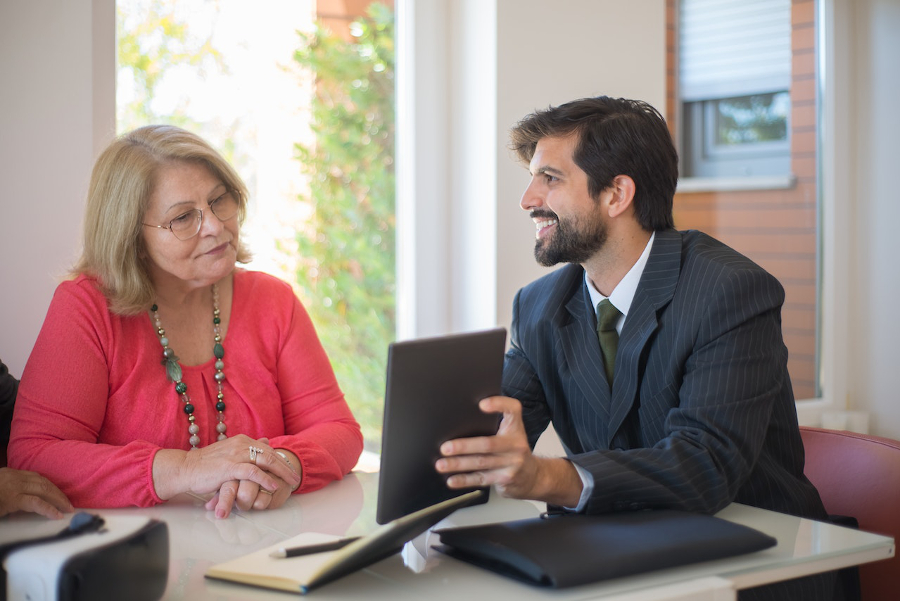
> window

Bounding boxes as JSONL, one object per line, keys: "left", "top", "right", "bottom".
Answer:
{"left": 683, "top": 91, "right": 791, "bottom": 177}
{"left": 117, "top": 0, "right": 396, "bottom": 458}
{"left": 679, "top": 0, "right": 792, "bottom": 179}
{"left": 670, "top": 0, "right": 821, "bottom": 400}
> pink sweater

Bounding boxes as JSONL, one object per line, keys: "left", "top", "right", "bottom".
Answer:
{"left": 9, "top": 270, "right": 363, "bottom": 508}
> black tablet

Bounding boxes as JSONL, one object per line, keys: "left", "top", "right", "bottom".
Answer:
{"left": 376, "top": 328, "right": 506, "bottom": 524}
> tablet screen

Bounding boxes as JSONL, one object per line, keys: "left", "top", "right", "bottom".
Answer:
{"left": 376, "top": 328, "right": 506, "bottom": 524}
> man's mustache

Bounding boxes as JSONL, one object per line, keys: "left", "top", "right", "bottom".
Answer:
{"left": 530, "top": 210, "right": 559, "bottom": 221}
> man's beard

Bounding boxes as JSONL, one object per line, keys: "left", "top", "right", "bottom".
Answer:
{"left": 533, "top": 210, "right": 608, "bottom": 267}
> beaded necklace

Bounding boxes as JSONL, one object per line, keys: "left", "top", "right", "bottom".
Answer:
{"left": 151, "top": 284, "right": 227, "bottom": 449}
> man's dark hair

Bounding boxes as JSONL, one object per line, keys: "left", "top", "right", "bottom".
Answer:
{"left": 510, "top": 96, "right": 677, "bottom": 232}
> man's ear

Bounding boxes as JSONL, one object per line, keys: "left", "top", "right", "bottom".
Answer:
{"left": 606, "top": 175, "right": 636, "bottom": 219}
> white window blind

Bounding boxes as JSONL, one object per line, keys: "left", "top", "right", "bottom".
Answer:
{"left": 679, "top": 0, "right": 791, "bottom": 101}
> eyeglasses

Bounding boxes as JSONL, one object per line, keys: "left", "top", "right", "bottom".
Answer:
{"left": 142, "top": 190, "right": 240, "bottom": 241}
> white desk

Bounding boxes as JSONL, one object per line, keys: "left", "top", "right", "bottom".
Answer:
{"left": 1, "top": 471, "right": 894, "bottom": 600}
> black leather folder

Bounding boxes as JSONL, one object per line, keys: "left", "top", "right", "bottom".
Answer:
{"left": 435, "top": 509, "right": 777, "bottom": 588}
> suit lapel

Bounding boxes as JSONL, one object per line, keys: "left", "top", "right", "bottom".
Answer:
{"left": 607, "top": 229, "right": 683, "bottom": 442}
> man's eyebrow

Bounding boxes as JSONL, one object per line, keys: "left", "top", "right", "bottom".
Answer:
{"left": 532, "top": 165, "right": 565, "bottom": 177}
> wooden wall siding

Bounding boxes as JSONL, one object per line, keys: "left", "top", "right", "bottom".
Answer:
{"left": 666, "top": 0, "right": 678, "bottom": 138}
{"left": 669, "top": 0, "right": 819, "bottom": 399}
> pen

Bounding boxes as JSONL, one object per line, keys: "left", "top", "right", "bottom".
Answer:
{"left": 269, "top": 536, "right": 362, "bottom": 558}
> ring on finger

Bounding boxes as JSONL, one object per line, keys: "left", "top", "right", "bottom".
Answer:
{"left": 249, "top": 446, "right": 264, "bottom": 463}
{"left": 259, "top": 488, "right": 274, "bottom": 495}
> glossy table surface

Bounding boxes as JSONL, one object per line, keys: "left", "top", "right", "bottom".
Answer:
{"left": 1, "top": 471, "right": 894, "bottom": 600}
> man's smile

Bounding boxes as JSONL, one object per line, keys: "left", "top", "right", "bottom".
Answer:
{"left": 533, "top": 216, "right": 558, "bottom": 240}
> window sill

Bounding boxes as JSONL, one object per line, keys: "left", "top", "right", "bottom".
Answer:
{"left": 676, "top": 174, "right": 797, "bottom": 194}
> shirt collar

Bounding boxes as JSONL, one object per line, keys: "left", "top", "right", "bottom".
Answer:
{"left": 586, "top": 231, "right": 655, "bottom": 327}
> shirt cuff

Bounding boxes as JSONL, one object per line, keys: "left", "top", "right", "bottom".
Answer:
{"left": 564, "top": 461, "right": 594, "bottom": 512}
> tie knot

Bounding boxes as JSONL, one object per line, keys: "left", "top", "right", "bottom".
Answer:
{"left": 596, "top": 299, "right": 621, "bottom": 333}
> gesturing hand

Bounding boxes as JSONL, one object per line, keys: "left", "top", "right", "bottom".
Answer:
{"left": 435, "top": 396, "right": 583, "bottom": 507}
{"left": 0, "top": 467, "right": 73, "bottom": 519}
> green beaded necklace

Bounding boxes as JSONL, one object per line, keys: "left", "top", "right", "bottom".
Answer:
{"left": 151, "top": 284, "right": 227, "bottom": 449}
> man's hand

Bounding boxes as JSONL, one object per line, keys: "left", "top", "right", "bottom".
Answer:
{"left": 435, "top": 396, "right": 583, "bottom": 507}
{"left": 0, "top": 467, "right": 74, "bottom": 519}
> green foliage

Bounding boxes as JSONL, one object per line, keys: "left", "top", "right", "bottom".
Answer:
{"left": 116, "top": 0, "right": 228, "bottom": 146}
{"left": 291, "top": 4, "right": 395, "bottom": 449}
{"left": 715, "top": 92, "right": 789, "bottom": 145}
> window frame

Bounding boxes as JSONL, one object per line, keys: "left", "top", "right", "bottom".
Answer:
{"left": 682, "top": 93, "right": 792, "bottom": 178}
{"left": 795, "top": 0, "right": 848, "bottom": 422}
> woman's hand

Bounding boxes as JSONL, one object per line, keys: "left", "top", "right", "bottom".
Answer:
{"left": 203, "top": 473, "right": 289, "bottom": 517}
{"left": 204, "top": 447, "right": 301, "bottom": 518}
{"left": 152, "top": 435, "right": 302, "bottom": 509}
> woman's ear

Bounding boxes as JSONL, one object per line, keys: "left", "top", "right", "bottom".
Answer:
{"left": 606, "top": 175, "right": 636, "bottom": 219}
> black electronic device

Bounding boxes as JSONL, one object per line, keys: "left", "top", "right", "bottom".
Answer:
{"left": 376, "top": 328, "right": 506, "bottom": 524}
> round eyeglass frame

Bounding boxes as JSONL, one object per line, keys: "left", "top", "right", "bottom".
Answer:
{"left": 142, "top": 191, "right": 240, "bottom": 241}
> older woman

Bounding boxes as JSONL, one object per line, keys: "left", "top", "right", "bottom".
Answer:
{"left": 9, "top": 125, "right": 363, "bottom": 518}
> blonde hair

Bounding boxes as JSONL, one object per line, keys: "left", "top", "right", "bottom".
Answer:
{"left": 73, "top": 125, "right": 252, "bottom": 315}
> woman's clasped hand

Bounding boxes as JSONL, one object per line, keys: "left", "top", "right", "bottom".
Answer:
{"left": 192, "top": 436, "right": 301, "bottom": 518}
{"left": 153, "top": 434, "right": 302, "bottom": 518}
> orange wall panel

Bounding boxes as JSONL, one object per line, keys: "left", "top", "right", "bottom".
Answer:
{"left": 671, "top": 0, "right": 820, "bottom": 398}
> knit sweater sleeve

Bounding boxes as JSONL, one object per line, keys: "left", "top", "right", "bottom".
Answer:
{"left": 8, "top": 277, "right": 164, "bottom": 508}
{"left": 238, "top": 273, "right": 363, "bottom": 493}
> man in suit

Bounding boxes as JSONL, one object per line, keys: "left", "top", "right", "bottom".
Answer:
{"left": 436, "top": 96, "right": 838, "bottom": 599}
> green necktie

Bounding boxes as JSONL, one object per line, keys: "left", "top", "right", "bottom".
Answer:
{"left": 596, "top": 299, "right": 622, "bottom": 388}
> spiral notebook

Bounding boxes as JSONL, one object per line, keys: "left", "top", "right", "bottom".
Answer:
{"left": 206, "top": 490, "right": 484, "bottom": 595}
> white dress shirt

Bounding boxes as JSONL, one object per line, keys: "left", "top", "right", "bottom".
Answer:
{"left": 568, "top": 232, "right": 655, "bottom": 511}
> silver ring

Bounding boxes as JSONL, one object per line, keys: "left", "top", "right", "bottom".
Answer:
{"left": 249, "top": 446, "right": 264, "bottom": 463}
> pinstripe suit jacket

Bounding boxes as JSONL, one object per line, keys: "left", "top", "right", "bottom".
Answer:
{"left": 504, "top": 229, "right": 827, "bottom": 520}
